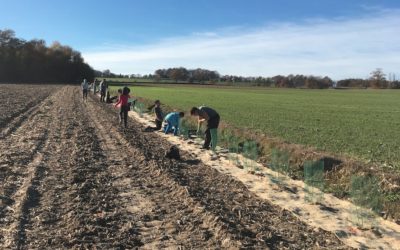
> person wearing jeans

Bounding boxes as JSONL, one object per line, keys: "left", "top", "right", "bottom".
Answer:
{"left": 114, "top": 87, "right": 131, "bottom": 128}
{"left": 81, "top": 79, "right": 89, "bottom": 101}
{"left": 190, "top": 106, "right": 220, "bottom": 150}
{"left": 100, "top": 79, "right": 107, "bottom": 102}
{"left": 163, "top": 112, "right": 184, "bottom": 135}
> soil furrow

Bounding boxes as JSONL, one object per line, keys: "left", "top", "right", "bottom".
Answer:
{"left": 87, "top": 92, "right": 349, "bottom": 249}
{"left": 85, "top": 95, "right": 241, "bottom": 248}
{"left": 16, "top": 86, "right": 83, "bottom": 248}
{"left": 1, "top": 85, "right": 350, "bottom": 249}
{"left": 0, "top": 110, "right": 54, "bottom": 247}
{"left": 0, "top": 87, "right": 71, "bottom": 248}
{"left": 0, "top": 84, "right": 59, "bottom": 132}
{"left": 0, "top": 96, "right": 54, "bottom": 139}
{"left": 16, "top": 87, "right": 143, "bottom": 248}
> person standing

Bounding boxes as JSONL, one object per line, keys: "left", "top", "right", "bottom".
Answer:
{"left": 114, "top": 87, "right": 131, "bottom": 128}
{"left": 99, "top": 79, "right": 103, "bottom": 96}
{"left": 93, "top": 79, "right": 97, "bottom": 94}
{"left": 163, "top": 112, "right": 184, "bottom": 135}
{"left": 81, "top": 79, "right": 89, "bottom": 101}
{"left": 154, "top": 100, "right": 163, "bottom": 130}
{"left": 190, "top": 106, "right": 220, "bottom": 150}
{"left": 100, "top": 79, "right": 107, "bottom": 102}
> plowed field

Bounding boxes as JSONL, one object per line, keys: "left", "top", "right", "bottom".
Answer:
{"left": 0, "top": 85, "right": 348, "bottom": 249}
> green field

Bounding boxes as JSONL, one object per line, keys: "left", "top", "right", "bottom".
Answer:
{"left": 98, "top": 77, "right": 189, "bottom": 84}
{"left": 113, "top": 85, "right": 400, "bottom": 168}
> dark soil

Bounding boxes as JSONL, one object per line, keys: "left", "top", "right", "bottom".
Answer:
{"left": 0, "top": 85, "right": 350, "bottom": 249}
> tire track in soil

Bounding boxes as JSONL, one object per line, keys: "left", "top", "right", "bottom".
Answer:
{"left": 0, "top": 103, "right": 49, "bottom": 139}
{"left": 15, "top": 86, "right": 84, "bottom": 249}
{"left": 0, "top": 87, "right": 67, "bottom": 248}
{"left": 0, "top": 86, "right": 60, "bottom": 138}
{"left": 85, "top": 95, "right": 240, "bottom": 248}
{"left": 87, "top": 94, "right": 350, "bottom": 249}
{"left": 17, "top": 87, "right": 144, "bottom": 249}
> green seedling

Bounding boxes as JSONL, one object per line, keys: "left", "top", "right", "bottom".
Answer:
{"left": 349, "top": 175, "right": 382, "bottom": 229}
{"left": 179, "top": 119, "right": 191, "bottom": 139}
{"left": 304, "top": 160, "right": 325, "bottom": 203}
{"left": 270, "top": 148, "right": 290, "bottom": 184}
{"left": 242, "top": 140, "right": 259, "bottom": 171}
{"left": 134, "top": 102, "right": 145, "bottom": 117}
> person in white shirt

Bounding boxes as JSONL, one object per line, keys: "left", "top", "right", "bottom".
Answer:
{"left": 92, "top": 79, "right": 97, "bottom": 94}
{"left": 81, "top": 79, "right": 89, "bottom": 101}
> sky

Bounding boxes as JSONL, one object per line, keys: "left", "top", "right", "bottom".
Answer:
{"left": 1, "top": 0, "right": 400, "bottom": 80}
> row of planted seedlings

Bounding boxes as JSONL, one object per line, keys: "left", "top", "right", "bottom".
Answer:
{"left": 215, "top": 127, "right": 384, "bottom": 230}
{"left": 125, "top": 95, "right": 386, "bottom": 229}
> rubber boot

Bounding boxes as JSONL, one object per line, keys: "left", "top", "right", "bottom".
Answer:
{"left": 210, "top": 128, "right": 218, "bottom": 151}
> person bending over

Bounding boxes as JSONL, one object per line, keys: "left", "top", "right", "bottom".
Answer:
{"left": 163, "top": 112, "right": 184, "bottom": 136}
{"left": 190, "top": 106, "right": 220, "bottom": 150}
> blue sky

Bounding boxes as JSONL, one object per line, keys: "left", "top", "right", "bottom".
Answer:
{"left": 1, "top": 0, "right": 400, "bottom": 79}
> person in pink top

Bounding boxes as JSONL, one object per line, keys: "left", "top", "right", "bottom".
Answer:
{"left": 114, "top": 87, "right": 131, "bottom": 128}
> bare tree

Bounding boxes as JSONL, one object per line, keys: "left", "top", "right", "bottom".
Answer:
{"left": 369, "top": 68, "right": 387, "bottom": 88}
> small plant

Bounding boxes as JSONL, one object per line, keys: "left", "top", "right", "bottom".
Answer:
{"left": 179, "top": 119, "right": 189, "bottom": 139}
{"left": 349, "top": 175, "right": 383, "bottom": 228}
{"left": 219, "top": 129, "right": 232, "bottom": 147}
{"left": 270, "top": 148, "right": 290, "bottom": 184}
{"left": 226, "top": 133, "right": 241, "bottom": 166}
{"left": 133, "top": 102, "right": 145, "bottom": 117}
{"left": 242, "top": 140, "right": 259, "bottom": 171}
{"left": 385, "top": 192, "right": 400, "bottom": 202}
{"left": 304, "top": 160, "right": 325, "bottom": 203}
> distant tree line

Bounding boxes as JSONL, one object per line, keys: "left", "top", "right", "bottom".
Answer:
{"left": 154, "top": 67, "right": 220, "bottom": 83}
{"left": 0, "top": 29, "right": 94, "bottom": 83}
{"left": 272, "top": 75, "right": 333, "bottom": 89}
{"left": 337, "top": 68, "right": 400, "bottom": 89}
{"left": 97, "top": 67, "right": 399, "bottom": 90}
{"left": 153, "top": 67, "right": 334, "bottom": 88}
{"left": 94, "top": 69, "right": 153, "bottom": 79}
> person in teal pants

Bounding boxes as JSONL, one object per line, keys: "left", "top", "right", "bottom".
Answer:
{"left": 190, "top": 106, "right": 220, "bottom": 150}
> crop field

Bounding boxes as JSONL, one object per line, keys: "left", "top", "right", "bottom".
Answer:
{"left": 115, "top": 85, "right": 400, "bottom": 169}
{"left": 0, "top": 84, "right": 349, "bottom": 248}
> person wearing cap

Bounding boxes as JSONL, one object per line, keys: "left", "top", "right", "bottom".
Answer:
{"left": 190, "top": 106, "right": 220, "bottom": 150}
{"left": 163, "top": 112, "right": 185, "bottom": 136}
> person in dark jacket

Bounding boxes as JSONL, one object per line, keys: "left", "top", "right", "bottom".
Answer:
{"left": 154, "top": 100, "right": 163, "bottom": 130}
{"left": 190, "top": 106, "right": 220, "bottom": 150}
{"left": 100, "top": 79, "right": 108, "bottom": 102}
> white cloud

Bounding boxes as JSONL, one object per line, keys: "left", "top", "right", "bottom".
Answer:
{"left": 83, "top": 9, "right": 400, "bottom": 80}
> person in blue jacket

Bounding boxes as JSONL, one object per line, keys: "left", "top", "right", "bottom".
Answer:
{"left": 163, "top": 112, "right": 185, "bottom": 135}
